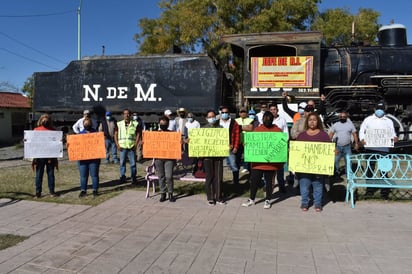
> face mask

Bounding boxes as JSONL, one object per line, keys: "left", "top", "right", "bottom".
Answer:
{"left": 41, "top": 120, "right": 50, "bottom": 128}
{"left": 207, "top": 117, "right": 216, "bottom": 124}
{"left": 159, "top": 124, "right": 168, "bottom": 131}
{"left": 263, "top": 120, "right": 273, "bottom": 128}
{"left": 375, "top": 109, "right": 385, "bottom": 118}
{"left": 187, "top": 117, "right": 193, "bottom": 123}
{"left": 249, "top": 115, "right": 255, "bottom": 120}
{"left": 221, "top": 113, "right": 229, "bottom": 120}
{"left": 106, "top": 116, "right": 111, "bottom": 120}
{"left": 298, "top": 108, "right": 304, "bottom": 115}
{"left": 133, "top": 115, "right": 138, "bottom": 121}
{"left": 339, "top": 118, "right": 347, "bottom": 123}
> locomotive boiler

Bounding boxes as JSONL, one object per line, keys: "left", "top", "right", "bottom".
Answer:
{"left": 221, "top": 23, "right": 412, "bottom": 145}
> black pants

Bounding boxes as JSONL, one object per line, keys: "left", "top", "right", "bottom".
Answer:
{"left": 250, "top": 169, "right": 275, "bottom": 201}
{"left": 203, "top": 158, "right": 223, "bottom": 202}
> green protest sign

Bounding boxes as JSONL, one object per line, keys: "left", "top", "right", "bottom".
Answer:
{"left": 244, "top": 132, "right": 288, "bottom": 162}
{"left": 188, "top": 128, "right": 229, "bottom": 157}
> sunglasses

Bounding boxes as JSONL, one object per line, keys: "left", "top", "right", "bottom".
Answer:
{"left": 221, "top": 112, "right": 229, "bottom": 114}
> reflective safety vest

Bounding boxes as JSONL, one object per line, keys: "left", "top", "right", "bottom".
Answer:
{"left": 117, "top": 120, "right": 138, "bottom": 149}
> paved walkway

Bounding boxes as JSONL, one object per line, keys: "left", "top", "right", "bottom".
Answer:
{"left": 0, "top": 191, "right": 412, "bottom": 273}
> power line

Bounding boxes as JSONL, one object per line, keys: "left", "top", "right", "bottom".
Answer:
{"left": 0, "top": 9, "right": 75, "bottom": 18}
{"left": 0, "top": 48, "right": 60, "bottom": 70}
{"left": 0, "top": 31, "right": 67, "bottom": 65}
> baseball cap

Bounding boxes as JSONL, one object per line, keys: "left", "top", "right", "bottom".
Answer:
{"left": 105, "top": 111, "right": 111, "bottom": 116}
{"left": 83, "top": 110, "right": 90, "bottom": 115}
{"left": 164, "top": 109, "right": 172, "bottom": 116}
{"left": 248, "top": 109, "right": 256, "bottom": 115}
{"left": 376, "top": 102, "right": 385, "bottom": 110}
{"left": 298, "top": 102, "right": 307, "bottom": 109}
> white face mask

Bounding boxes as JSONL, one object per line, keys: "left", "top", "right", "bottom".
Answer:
{"left": 106, "top": 116, "right": 111, "bottom": 120}
{"left": 133, "top": 115, "right": 138, "bottom": 120}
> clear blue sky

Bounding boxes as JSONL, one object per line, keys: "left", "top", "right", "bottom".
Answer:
{"left": 1, "top": 0, "right": 411, "bottom": 91}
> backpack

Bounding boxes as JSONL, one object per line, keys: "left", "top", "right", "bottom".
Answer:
{"left": 193, "top": 159, "right": 206, "bottom": 178}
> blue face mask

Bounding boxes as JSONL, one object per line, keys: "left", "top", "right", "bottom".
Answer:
{"left": 221, "top": 113, "right": 230, "bottom": 120}
{"left": 249, "top": 115, "right": 255, "bottom": 120}
{"left": 187, "top": 117, "right": 193, "bottom": 123}
{"left": 298, "top": 108, "right": 304, "bottom": 115}
{"left": 375, "top": 109, "right": 385, "bottom": 118}
{"left": 207, "top": 117, "right": 216, "bottom": 124}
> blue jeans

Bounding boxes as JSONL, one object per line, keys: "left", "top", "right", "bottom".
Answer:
{"left": 35, "top": 158, "right": 56, "bottom": 194}
{"left": 155, "top": 159, "right": 175, "bottom": 194}
{"left": 105, "top": 139, "right": 119, "bottom": 163}
{"left": 226, "top": 150, "right": 239, "bottom": 184}
{"left": 119, "top": 148, "right": 137, "bottom": 181}
{"left": 335, "top": 144, "right": 352, "bottom": 176}
{"left": 299, "top": 175, "right": 324, "bottom": 208}
{"left": 78, "top": 159, "right": 100, "bottom": 191}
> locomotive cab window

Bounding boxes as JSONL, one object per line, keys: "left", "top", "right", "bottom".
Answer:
{"left": 247, "top": 45, "right": 296, "bottom": 71}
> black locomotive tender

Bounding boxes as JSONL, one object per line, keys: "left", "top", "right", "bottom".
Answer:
{"left": 34, "top": 24, "right": 412, "bottom": 150}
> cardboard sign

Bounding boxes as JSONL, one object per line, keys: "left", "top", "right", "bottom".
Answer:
{"left": 288, "top": 141, "right": 335, "bottom": 175}
{"left": 24, "top": 130, "right": 63, "bottom": 158}
{"left": 364, "top": 128, "right": 395, "bottom": 147}
{"left": 244, "top": 132, "right": 288, "bottom": 162}
{"left": 66, "top": 132, "right": 106, "bottom": 161}
{"left": 142, "top": 131, "right": 182, "bottom": 159}
{"left": 188, "top": 128, "right": 229, "bottom": 157}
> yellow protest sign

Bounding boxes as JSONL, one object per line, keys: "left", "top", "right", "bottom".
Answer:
{"left": 288, "top": 141, "right": 335, "bottom": 175}
{"left": 143, "top": 131, "right": 182, "bottom": 159}
{"left": 188, "top": 128, "right": 229, "bottom": 157}
{"left": 67, "top": 132, "right": 106, "bottom": 161}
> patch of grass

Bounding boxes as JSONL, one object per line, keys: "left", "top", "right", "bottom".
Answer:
{"left": 0, "top": 160, "right": 256, "bottom": 205}
{"left": 0, "top": 234, "right": 28, "bottom": 250}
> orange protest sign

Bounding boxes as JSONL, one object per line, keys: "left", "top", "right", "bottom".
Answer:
{"left": 143, "top": 131, "right": 182, "bottom": 159}
{"left": 66, "top": 132, "right": 106, "bottom": 161}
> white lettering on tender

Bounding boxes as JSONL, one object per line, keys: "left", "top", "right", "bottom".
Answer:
{"left": 82, "top": 84, "right": 101, "bottom": 101}
{"left": 134, "top": 83, "right": 157, "bottom": 102}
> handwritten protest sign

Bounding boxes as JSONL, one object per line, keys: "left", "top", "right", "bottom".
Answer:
{"left": 66, "top": 132, "right": 105, "bottom": 161}
{"left": 364, "top": 128, "right": 394, "bottom": 147}
{"left": 188, "top": 128, "right": 229, "bottom": 157}
{"left": 288, "top": 141, "right": 335, "bottom": 175}
{"left": 244, "top": 132, "right": 288, "bottom": 162}
{"left": 143, "top": 131, "right": 182, "bottom": 159}
{"left": 24, "top": 130, "right": 63, "bottom": 158}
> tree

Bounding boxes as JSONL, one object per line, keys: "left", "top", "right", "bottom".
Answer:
{"left": 311, "top": 8, "right": 380, "bottom": 46}
{"left": 21, "top": 76, "right": 34, "bottom": 107}
{"left": 135, "top": 0, "right": 321, "bottom": 59}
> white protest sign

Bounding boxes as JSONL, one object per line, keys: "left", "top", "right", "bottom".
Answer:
{"left": 364, "top": 128, "right": 394, "bottom": 148}
{"left": 24, "top": 130, "right": 63, "bottom": 158}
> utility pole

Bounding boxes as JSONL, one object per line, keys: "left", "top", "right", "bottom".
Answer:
{"left": 77, "top": 0, "right": 83, "bottom": 60}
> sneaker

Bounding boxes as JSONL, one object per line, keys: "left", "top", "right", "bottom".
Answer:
{"left": 242, "top": 199, "right": 255, "bottom": 207}
{"left": 263, "top": 200, "right": 271, "bottom": 209}
{"left": 79, "top": 191, "right": 87, "bottom": 198}
{"left": 34, "top": 192, "right": 41, "bottom": 199}
{"left": 120, "top": 175, "right": 126, "bottom": 184}
{"left": 216, "top": 200, "right": 226, "bottom": 205}
{"left": 50, "top": 192, "right": 59, "bottom": 197}
{"left": 92, "top": 190, "right": 98, "bottom": 198}
{"left": 241, "top": 168, "right": 249, "bottom": 174}
{"left": 208, "top": 200, "right": 215, "bottom": 206}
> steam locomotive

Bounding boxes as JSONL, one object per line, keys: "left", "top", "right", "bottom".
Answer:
{"left": 221, "top": 23, "right": 412, "bottom": 147}
{"left": 33, "top": 24, "right": 412, "bottom": 149}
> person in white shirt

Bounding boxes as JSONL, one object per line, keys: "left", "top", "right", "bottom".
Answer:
{"left": 175, "top": 107, "right": 188, "bottom": 134}
{"left": 359, "top": 102, "right": 398, "bottom": 199}
{"left": 256, "top": 103, "right": 268, "bottom": 125}
{"left": 72, "top": 109, "right": 98, "bottom": 134}
{"left": 164, "top": 109, "right": 176, "bottom": 131}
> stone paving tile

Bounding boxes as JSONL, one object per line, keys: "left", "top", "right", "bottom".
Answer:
{"left": 2, "top": 191, "right": 412, "bottom": 273}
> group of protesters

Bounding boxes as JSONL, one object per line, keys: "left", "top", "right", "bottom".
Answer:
{"left": 32, "top": 94, "right": 398, "bottom": 211}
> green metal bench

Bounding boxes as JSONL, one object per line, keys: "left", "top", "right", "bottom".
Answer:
{"left": 346, "top": 153, "right": 412, "bottom": 208}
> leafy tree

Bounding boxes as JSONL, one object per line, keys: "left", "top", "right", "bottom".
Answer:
{"left": 311, "top": 8, "right": 380, "bottom": 46}
{"left": 135, "top": 0, "right": 321, "bottom": 58}
{"left": 21, "top": 76, "right": 34, "bottom": 107}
